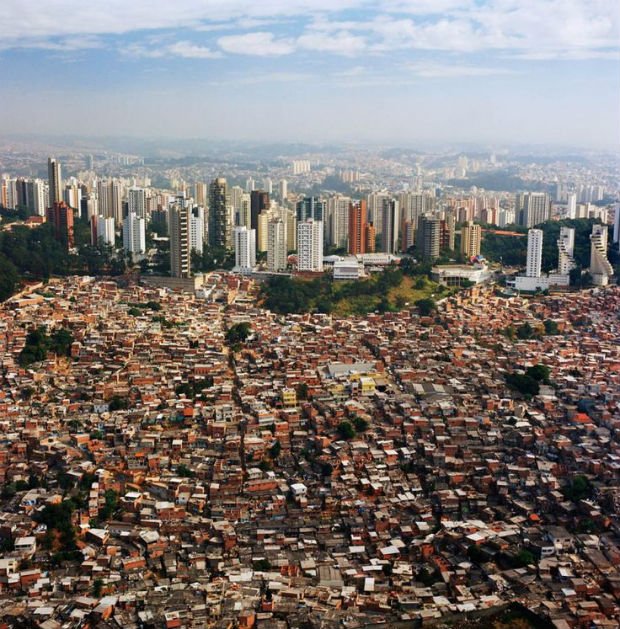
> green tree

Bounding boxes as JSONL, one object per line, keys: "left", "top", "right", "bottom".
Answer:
{"left": 269, "top": 440, "right": 282, "bottom": 459}
{"left": 225, "top": 322, "right": 251, "bottom": 345}
{"left": 353, "top": 416, "right": 369, "bottom": 432}
{"left": 0, "top": 254, "right": 19, "bottom": 301}
{"left": 415, "top": 297, "right": 436, "bottom": 317}
{"left": 337, "top": 421, "right": 356, "bottom": 440}
{"left": 543, "top": 319, "right": 559, "bottom": 335}
{"left": 525, "top": 364, "right": 551, "bottom": 384}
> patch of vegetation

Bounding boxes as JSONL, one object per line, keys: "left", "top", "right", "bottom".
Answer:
{"left": 225, "top": 322, "right": 252, "bottom": 345}
{"left": 18, "top": 326, "right": 74, "bottom": 367}
{"left": 261, "top": 268, "right": 426, "bottom": 316}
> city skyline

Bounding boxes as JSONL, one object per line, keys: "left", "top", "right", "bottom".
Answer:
{"left": 1, "top": 0, "right": 619, "bottom": 148}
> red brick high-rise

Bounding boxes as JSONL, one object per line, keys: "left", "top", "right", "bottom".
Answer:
{"left": 46, "top": 201, "right": 74, "bottom": 249}
{"left": 348, "top": 200, "right": 367, "bottom": 255}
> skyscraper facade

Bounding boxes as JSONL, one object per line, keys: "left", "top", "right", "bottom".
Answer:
{"left": 557, "top": 227, "right": 576, "bottom": 275}
{"left": 233, "top": 226, "right": 256, "bottom": 273}
{"left": 517, "top": 193, "right": 550, "bottom": 228}
{"left": 123, "top": 212, "right": 146, "bottom": 254}
{"left": 348, "top": 200, "right": 367, "bottom": 255}
{"left": 46, "top": 201, "right": 74, "bottom": 249}
{"left": 589, "top": 224, "right": 613, "bottom": 286}
{"left": 460, "top": 221, "right": 482, "bottom": 258}
{"left": 416, "top": 215, "right": 441, "bottom": 260}
{"left": 250, "top": 190, "right": 270, "bottom": 231}
{"left": 526, "top": 228, "right": 543, "bottom": 278}
{"left": 381, "top": 199, "right": 399, "bottom": 254}
{"left": 267, "top": 219, "right": 287, "bottom": 272}
{"left": 47, "top": 157, "right": 63, "bottom": 207}
{"left": 208, "top": 178, "right": 232, "bottom": 249}
{"left": 170, "top": 203, "right": 191, "bottom": 278}
{"left": 297, "top": 219, "right": 323, "bottom": 272}
{"left": 296, "top": 196, "right": 324, "bottom": 223}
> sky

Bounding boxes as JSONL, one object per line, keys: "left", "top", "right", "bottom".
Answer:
{"left": 1, "top": 0, "right": 619, "bottom": 149}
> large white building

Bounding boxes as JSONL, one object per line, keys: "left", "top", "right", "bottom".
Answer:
{"left": 47, "top": 157, "right": 63, "bottom": 206}
{"left": 326, "top": 195, "right": 350, "bottom": 248}
{"left": 526, "top": 228, "right": 543, "bottom": 278}
{"left": 267, "top": 218, "right": 287, "bottom": 272}
{"left": 297, "top": 219, "right": 323, "bottom": 272}
{"left": 233, "top": 226, "right": 256, "bottom": 274}
{"left": 123, "top": 212, "right": 146, "bottom": 255}
{"left": 590, "top": 224, "right": 613, "bottom": 286}
{"left": 96, "top": 215, "right": 116, "bottom": 247}
{"left": 189, "top": 212, "right": 204, "bottom": 255}
{"left": 381, "top": 198, "right": 399, "bottom": 254}
{"left": 169, "top": 203, "right": 191, "bottom": 278}
{"left": 613, "top": 205, "right": 620, "bottom": 246}
{"left": 557, "top": 227, "right": 576, "bottom": 275}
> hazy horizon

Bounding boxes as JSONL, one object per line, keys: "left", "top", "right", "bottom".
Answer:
{"left": 1, "top": 1, "right": 619, "bottom": 149}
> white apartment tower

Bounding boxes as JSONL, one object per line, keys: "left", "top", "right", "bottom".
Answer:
{"left": 557, "top": 227, "right": 576, "bottom": 275}
{"left": 233, "top": 226, "right": 256, "bottom": 273}
{"left": 590, "top": 224, "right": 613, "bottom": 286}
{"left": 123, "top": 212, "right": 146, "bottom": 254}
{"left": 526, "top": 228, "right": 543, "bottom": 278}
{"left": 96, "top": 215, "right": 116, "bottom": 247}
{"left": 267, "top": 218, "right": 287, "bottom": 272}
{"left": 297, "top": 218, "right": 323, "bottom": 272}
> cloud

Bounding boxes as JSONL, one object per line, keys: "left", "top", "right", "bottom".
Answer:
{"left": 297, "top": 31, "right": 367, "bottom": 56}
{"left": 0, "top": 0, "right": 617, "bottom": 62}
{"left": 166, "top": 41, "right": 222, "bottom": 58}
{"left": 218, "top": 31, "right": 295, "bottom": 56}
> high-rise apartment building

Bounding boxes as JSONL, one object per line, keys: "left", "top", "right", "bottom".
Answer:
{"left": 526, "top": 229, "right": 543, "bottom": 278}
{"left": 381, "top": 199, "right": 399, "bottom": 254}
{"left": 93, "top": 215, "right": 115, "bottom": 247}
{"left": 367, "top": 192, "right": 390, "bottom": 235}
{"left": 440, "top": 213, "right": 456, "bottom": 251}
{"left": 348, "top": 200, "right": 367, "bottom": 255}
{"left": 169, "top": 203, "right": 191, "bottom": 278}
{"left": 194, "top": 182, "right": 207, "bottom": 207}
{"left": 47, "top": 157, "right": 63, "bottom": 206}
{"left": 460, "top": 221, "right": 482, "bottom": 258}
{"left": 123, "top": 212, "right": 146, "bottom": 254}
{"left": 189, "top": 209, "right": 204, "bottom": 255}
{"left": 267, "top": 219, "right": 287, "bottom": 272}
{"left": 557, "top": 227, "right": 576, "bottom": 275}
{"left": 278, "top": 179, "right": 288, "bottom": 202}
{"left": 46, "top": 201, "right": 74, "bottom": 249}
{"left": 208, "top": 178, "right": 232, "bottom": 249}
{"left": 517, "top": 193, "right": 550, "bottom": 228}
{"left": 250, "top": 190, "right": 270, "bottom": 232}
{"left": 297, "top": 219, "right": 323, "bottom": 272}
{"left": 233, "top": 226, "right": 256, "bottom": 273}
{"left": 128, "top": 187, "right": 147, "bottom": 219}
{"left": 590, "top": 224, "right": 613, "bottom": 286}
{"left": 416, "top": 215, "right": 441, "bottom": 260}
{"left": 326, "top": 195, "right": 350, "bottom": 248}
{"left": 296, "top": 196, "right": 324, "bottom": 223}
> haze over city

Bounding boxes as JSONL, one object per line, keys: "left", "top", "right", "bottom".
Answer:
{"left": 1, "top": 0, "right": 620, "bottom": 147}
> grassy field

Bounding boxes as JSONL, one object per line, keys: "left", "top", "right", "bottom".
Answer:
{"left": 331, "top": 275, "right": 445, "bottom": 317}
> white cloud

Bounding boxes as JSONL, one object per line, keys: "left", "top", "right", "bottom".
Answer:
{"left": 166, "top": 41, "right": 222, "bottom": 58}
{"left": 297, "top": 30, "right": 367, "bottom": 56}
{"left": 218, "top": 31, "right": 295, "bottom": 55}
{"left": 0, "top": 0, "right": 617, "bottom": 62}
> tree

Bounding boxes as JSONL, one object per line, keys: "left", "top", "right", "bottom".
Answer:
{"left": 269, "top": 440, "right": 282, "bottom": 459}
{"left": 225, "top": 322, "right": 251, "bottom": 346}
{"left": 92, "top": 578, "right": 104, "bottom": 598}
{"left": 0, "top": 254, "right": 19, "bottom": 301}
{"left": 415, "top": 297, "right": 436, "bottom": 317}
{"left": 505, "top": 372, "right": 540, "bottom": 396}
{"left": 543, "top": 319, "right": 559, "bottom": 335}
{"left": 525, "top": 364, "right": 551, "bottom": 384}
{"left": 337, "top": 421, "right": 356, "bottom": 440}
{"left": 515, "top": 550, "right": 536, "bottom": 567}
{"left": 353, "top": 416, "right": 369, "bottom": 432}
{"left": 296, "top": 382, "right": 309, "bottom": 400}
